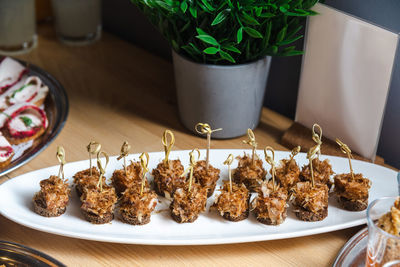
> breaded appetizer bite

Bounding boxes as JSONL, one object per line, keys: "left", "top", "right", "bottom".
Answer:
{"left": 275, "top": 146, "right": 301, "bottom": 192}
{"left": 170, "top": 149, "right": 207, "bottom": 223}
{"left": 333, "top": 139, "right": 371, "bottom": 211}
{"left": 80, "top": 151, "right": 117, "bottom": 224}
{"left": 233, "top": 129, "right": 266, "bottom": 192}
{"left": 152, "top": 130, "right": 185, "bottom": 197}
{"left": 120, "top": 152, "right": 158, "bottom": 225}
{"left": 193, "top": 123, "right": 222, "bottom": 197}
{"left": 33, "top": 146, "right": 70, "bottom": 217}
{"left": 212, "top": 154, "right": 250, "bottom": 222}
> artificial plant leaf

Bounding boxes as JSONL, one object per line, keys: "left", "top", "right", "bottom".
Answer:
{"left": 237, "top": 27, "right": 243, "bottom": 44}
{"left": 196, "top": 35, "right": 220, "bottom": 46}
{"left": 180, "top": 1, "right": 188, "bottom": 13}
{"left": 211, "top": 10, "right": 227, "bottom": 26}
{"left": 189, "top": 6, "right": 197, "bottom": 18}
{"left": 244, "top": 27, "right": 263, "bottom": 38}
{"left": 219, "top": 50, "right": 236, "bottom": 63}
{"left": 222, "top": 45, "right": 241, "bottom": 54}
{"left": 203, "top": 47, "right": 220, "bottom": 54}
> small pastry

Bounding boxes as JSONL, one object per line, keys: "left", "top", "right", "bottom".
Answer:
{"left": 73, "top": 141, "right": 102, "bottom": 197}
{"left": 119, "top": 152, "right": 158, "bottom": 225}
{"left": 212, "top": 154, "right": 250, "bottom": 222}
{"left": 33, "top": 146, "right": 70, "bottom": 217}
{"left": 80, "top": 151, "right": 117, "bottom": 224}
{"left": 300, "top": 124, "right": 333, "bottom": 188}
{"left": 0, "top": 134, "right": 14, "bottom": 169}
{"left": 0, "top": 57, "right": 27, "bottom": 93}
{"left": 251, "top": 147, "right": 288, "bottom": 225}
{"left": 275, "top": 146, "right": 301, "bottom": 192}
{"left": 233, "top": 129, "right": 266, "bottom": 192}
{"left": 193, "top": 123, "right": 222, "bottom": 197}
{"left": 291, "top": 181, "right": 329, "bottom": 221}
{"left": 170, "top": 149, "right": 207, "bottom": 223}
{"left": 333, "top": 139, "right": 371, "bottom": 211}
{"left": 2, "top": 104, "right": 48, "bottom": 144}
{"left": 152, "top": 130, "right": 185, "bottom": 197}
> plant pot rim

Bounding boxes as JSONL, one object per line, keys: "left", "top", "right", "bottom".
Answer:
{"left": 172, "top": 50, "right": 271, "bottom": 69}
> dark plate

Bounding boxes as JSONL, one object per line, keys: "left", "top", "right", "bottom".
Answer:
{"left": 0, "top": 58, "right": 69, "bottom": 176}
{"left": 0, "top": 240, "right": 65, "bottom": 267}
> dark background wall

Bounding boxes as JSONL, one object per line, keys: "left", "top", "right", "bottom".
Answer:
{"left": 103, "top": 0, "right": 400, "bottom": 168}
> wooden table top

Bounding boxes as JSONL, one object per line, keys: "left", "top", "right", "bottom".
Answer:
{"left": 0, "top": 24, "right": 363, "bottom": 266}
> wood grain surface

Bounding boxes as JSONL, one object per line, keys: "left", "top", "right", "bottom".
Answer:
{"left": 0, "top": 23, "right": 365, "bottom": 267}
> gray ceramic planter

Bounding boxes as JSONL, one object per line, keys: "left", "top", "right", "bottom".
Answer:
{"left": 173, "top": 51, "right": 272, "bottom": 139}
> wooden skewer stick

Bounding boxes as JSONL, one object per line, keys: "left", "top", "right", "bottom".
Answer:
{"left": 243, "top": 129, "right": 257, "bottom": 167}
{"left": 264, "top": 146, "right": 276, "bottom": 192}
{"left": 87, "top": 141, "right": 101, "bottom": 176}
{"left": 139, "top": 152, "right": 150, "bottom": 196}
{"left": 96, "top": 151, "right": 109, "bottom": 192}
{"left": 195, "top": 123, "right": 222, "bottom": 170}
{"left": 162, "top": 130, "right": 175, "bottom": 167}
{"left": 117, "top": 141, "right": 131, "bottom": 176}
{"left": 223, "top": 154, "right": 234, "bottom": 193}
{"left": 56, "top": 146, "right": 66, "bottom": 181}
{"left": 289, "top": 146, "right": 301, "bottom": 161}
{"left": 336, "top": 138, "right": 354, "bottom": 180}
{"left": 181, "top": 148, "right": 200, "bottom": 192}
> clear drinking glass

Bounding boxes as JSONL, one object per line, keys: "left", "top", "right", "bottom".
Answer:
{"left": 51, "top": 0, "right": 101, "bottom": 45}
{"left": 0, "top": 0, "right": 37, "bottom": 55}
{"left": 366, "top": 197, "right": 400, "bottom": 267}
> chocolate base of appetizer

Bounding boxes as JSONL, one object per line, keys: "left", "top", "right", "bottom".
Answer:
{"left": 120, "top": 212, "right": 151, "bottom": 225}
{"left": 33, "top": 198, "right": 66, "bottom": 217}
{"left": 152, "top": 160, "right": 185, "bottom": 198}
{"left": 5, "top": 126, "right": 45, "bottom": 145}
{"left": 170, "top": 183, "right": 208, "bottom": 223}
{"left": 82, "top": 210, "right": 114, "bottom": 224}
{"left": 193, "top": 160, "right": 220, "bottom": 198}
{"left": 337, "top": 196, "right": 368, "bottom": 211}
{"left": 222, "top": 196, "right": 250, "bottom": 222}
{"left": 233, "top": 155, "right": 266, "bottom": 192}
{"left": 300, "top": 158, "right": 334, "bottom": 189}
{"left": 294, "top": 206, "right": 328, "bottom": 222}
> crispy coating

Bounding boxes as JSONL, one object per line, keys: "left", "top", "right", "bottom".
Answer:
{"left": 152, "top": 159, "right": 185, "bottom": 197}
{"left": 193, "top": 160, "right": 220, "bottom": 197}
{"left": 334, "top": 173, "right": 371, "bottom": 201}
{"left": 80, "top": 185, "right": 117, "bottom": 218}
{"left": 275, "top": 158, "right": 300, "bottom": 191}
{"left": 291, "top": 181, "right": 329, "bottom": 213}
{"left": 73, "top": 167, "right": 103, "bottom": 196}
{"left": 111, "top": 161, "right": 149, "bottom": 196}
{"left": 170, "top": 183, "right": 207, "bottom": 223}
{"left": 213, "top": 181, "right": 249, "bottom": 219}
{"left": 119, "top": 186, "right": 158, "bottom": 225}
{"left": 300, "top": 158, "right": 334, "bottom": 188}
{"left": 33, "top": 175, "right": 70, "bottom": 216}
{"left": 233, "top": 154, "right": 266, "bottom": 192}
{"left": 252, "top": 181, "right": 288, "bottom": 225}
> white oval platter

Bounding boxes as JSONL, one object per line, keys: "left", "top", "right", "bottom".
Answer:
{"left": 0, "top": 149, "right": 397, "bottom": 245}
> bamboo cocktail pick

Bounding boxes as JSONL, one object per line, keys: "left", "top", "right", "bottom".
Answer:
{"left": 307, "top": 124, "right": 323, "bottom": 187}
{"left": 139, "top": 152, "right": 149, "bottom": 195}
{"left": 56, "top": 146, "right": 66, "bottom": 181}
{"left": 290, "top": 146, "right": 301, "bottom": 161}
{"left": 264, "top": 146, "right": 276, "bottom": 192}
{"left": 181, "top": 148, "right": 200, "bottom": 192}
{"left": 243, "top": 128, "right": 258, "bottom": 167}
{"left": 162, "top": 130, "right": 175, "bottom": 167}
{"left": 87, "top": 141, "right": 101, "bottom": 176}
{"left": 336, "top": 138, "right": 354, "bottom": 180}
{"left": 223, "top": 154, "right": 234, "bottom": 193}
{"left": 195, "top": 123, "right": 222, "bottom": 170}
{"left": 96, "top": 151, "right": 109, "bottom": 192}
{"left": 117, "top": 141, "right": 131, "bottom": 176}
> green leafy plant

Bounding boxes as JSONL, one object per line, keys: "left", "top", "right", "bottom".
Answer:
{"left": 130, "top": 0, "right": 320, "bottom": 64}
